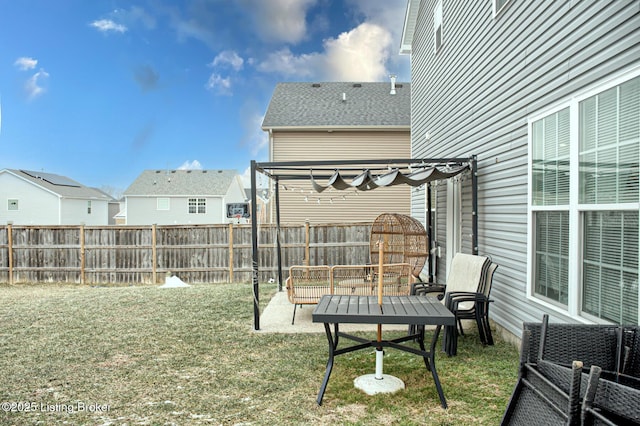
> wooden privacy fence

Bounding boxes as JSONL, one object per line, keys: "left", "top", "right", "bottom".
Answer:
{"left": 0, "top": 222, "right": 372, "bottom": 285}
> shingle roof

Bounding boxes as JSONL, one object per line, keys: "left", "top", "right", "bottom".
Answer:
{"left": 3, "top": 169, "right": 112, "bottom": 200}
{"left": 123, "top": 169, "right": 239, "bottom": 196}
{"left": 261, "top": 82, "right": 410, "bottom": 128}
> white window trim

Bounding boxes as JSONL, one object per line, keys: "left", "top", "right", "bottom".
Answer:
{"left": 157, "top": 197, "right": 170, "bottom": 211}
{"left": 527, "top": 64, "right": 640, "bottom": 323}
{"left": 188, "top": 198, "right": 206, "bottom": 214}
{"left": 493, "top": 0, "right": 513, "bottom": 18}
{"left": 434, "top": 0, "right": 443, "bottom": 53}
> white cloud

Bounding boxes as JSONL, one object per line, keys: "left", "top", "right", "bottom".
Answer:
{"left": 257, "top": 48, "right": 321, "bottom": 78}
{"left": 25, "top": 69, "right": 49, "bottom": 100}
{"left": 240, "top": 0, "right": 317, "bottom": 44}
{"left": 205, "top": 73, "right": 232, "bottom": 95}
{"left": 178, "top": 160, "right": 202, "bottom": 170}
{"left": 345, "top": 0, "right": 411, "bottom": 79}
{"left": 90, "top": 19, "right": 127, "bottom": 33}
{"left": 211, "top": 51, "right": 244, "bottom": 71}
{"left": 258, "top": 22, "right": 393, "bottom": 81}
{"left": 323, "top": 22, "right": 392, "bottom": 81}
{"left": 242, "top": 112, "right": 269, "bottom": 156}
{"left": 14, "top": 57, "right": 37, "bottom": 71}
{"left": 117, "top": 6, "right": 156, "bottom": 30}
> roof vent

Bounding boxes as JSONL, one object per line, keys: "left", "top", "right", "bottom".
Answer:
{"left": 353, "top": 83, "right": 362, "bottom": 88}
{"left": 312, "top": 83, "right": 321, "bottom": 87}
{"left": 389, "top": 74, "right": 397, "bottom": 95}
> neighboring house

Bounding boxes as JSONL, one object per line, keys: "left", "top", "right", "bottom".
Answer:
{"left": 244, "top": 188, "right": 269, "bottom": 224}
{"left": 92, "top": 188, "right": 121, "bottom": 225}
{"left": 401, "top": 0, "right": 640, "bottom": 337}
{"left": 261, "top": 80, "right": 411, "bottom": 224}
{"left": 0, "top": 169, "right": 112, "bottom": 225}
{"left": 123, "top": 169, "right": 246, "bottom": 225}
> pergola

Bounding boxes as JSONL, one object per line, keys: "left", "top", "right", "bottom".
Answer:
{"left": 249, "top": 156, "right": 478, "bottom": 330}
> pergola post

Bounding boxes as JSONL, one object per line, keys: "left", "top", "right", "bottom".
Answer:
{"left": 249, "top": 157, "right": 476, "bottom": 332}
{"left": 275, "top": 177, "right": 283, "bottom": 292}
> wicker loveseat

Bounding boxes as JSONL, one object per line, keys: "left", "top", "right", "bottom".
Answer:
{"left": 285, "top": 263, "right": 414, "bottom": 324}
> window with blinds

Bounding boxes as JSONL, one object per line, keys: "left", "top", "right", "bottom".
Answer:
{"left": 531, "top": 108, "right": 570, "bottom": 306}
{"left": 529, "top": 73, "right": 639, "bottom": 324}
{"left": 579, "top": 76, "right": 639, "bottom": 324}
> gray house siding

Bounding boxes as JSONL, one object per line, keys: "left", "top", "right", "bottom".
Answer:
{"left": 125, "top": 196, "right": 225, "bottom": 225}
{"left": 123, "top": 170, "right": 246, "bottom": 225}
{"left": 407, "top": 0, "right": 640, "bottom": 337}
{"left": 60, "top": 198, "right": 110, "bottom": 226}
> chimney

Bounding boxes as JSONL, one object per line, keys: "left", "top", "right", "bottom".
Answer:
{"left": 389, "top": 74, "right": 397, "bottom": 95}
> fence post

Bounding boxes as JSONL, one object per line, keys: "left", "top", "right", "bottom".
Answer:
{"left": 152, "top": 224, "right": 157, "bottom": 284}
{"left": 80, "top": 224, "right": 85, "bottom": 285}
{"left": 228, "top": 223, "right": 234, "bottom": 283}
{"left": 7, "top": 223, "right": 13, "bottom": 285}
{"left": 305, "top": 220, "right": 310, "bottom": 266}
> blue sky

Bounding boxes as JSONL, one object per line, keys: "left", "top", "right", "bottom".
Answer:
{"left": 0, "top": 0, "right": 410, "bottom": 195}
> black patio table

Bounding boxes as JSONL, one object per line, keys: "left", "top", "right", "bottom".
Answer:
{"left": 312, "top": 294, "right": 456, "bottom": 408}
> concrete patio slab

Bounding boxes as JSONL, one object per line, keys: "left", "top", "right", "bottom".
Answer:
{"left": 256, "top": 290, "right": 412, "bottom": 334}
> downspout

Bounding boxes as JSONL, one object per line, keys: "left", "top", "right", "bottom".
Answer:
{"left": 251, "top": 160, "right": 260, "bottom": 330}
{"left": 427, "top": 182, "right": 433, "bottom": 282}
{"left": 471, "top": 155, "right": 478, "bottom": 255}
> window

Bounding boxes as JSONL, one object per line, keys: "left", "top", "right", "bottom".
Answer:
{"left": 531, "top": 108, "right": 570, "bottom": 306}
{"left": 157, "top": 198, "right": 170, "bottom": 210}
{"left": 87, "top": 200, "right": 92, "bottom": 214}
{"left": 529, "top": 72, "right": 639, "bottom": 324}
{"left": 188, "top": 198, "right": 206, "bottom": 214}
{"left": 493, "top": 0, "right": 512, "bottom": 17}
{"left": 434, "top": 0, "right": 443, "bottom": 53}
{"left": 7, "top": 199, "right": 18, "bottom": 211}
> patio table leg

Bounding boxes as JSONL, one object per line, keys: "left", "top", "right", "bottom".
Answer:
{"left": 417, "top": 325, "right": 448, "bottom": 408}
{"left": 317, "top": 322, "right": 338, "bottom": 405}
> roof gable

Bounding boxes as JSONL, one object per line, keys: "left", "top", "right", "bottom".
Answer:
{"left": 400, "top": 0, "right": 421, "bottom": 54}
{"left": 261, "top": 82, "right": 411, "bottom": 129}
{"left": 1, "top": 169, "right": 111, "bottom": 200}
{"left": 124, "top": 169, "right": 240, "bottom": 196}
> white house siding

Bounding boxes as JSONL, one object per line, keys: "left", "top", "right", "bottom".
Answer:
{"left": 224, "top": 175, "right": 250, "bottom": 224}
{"left": 125, "top": 196, "right": 225, "bottom": 225}
{"left": 0, "top": 174, "right": 60, "bottom": 225}
{"left": 60, "top": 198, "right": 110, "bottom": 225}
{"left": 271, "top": 130, "right": 411, "bottom": 224}
{"left": 408, "top": 0, "right": 640, "bottom": 337}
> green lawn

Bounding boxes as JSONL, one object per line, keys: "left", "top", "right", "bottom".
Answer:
{"left": 0, "top": 283, "right": 518, "bottom": 425}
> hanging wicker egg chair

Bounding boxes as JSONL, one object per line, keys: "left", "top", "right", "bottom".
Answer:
{"left": 370, "top": 213, "right": 429, "bottom": 279}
